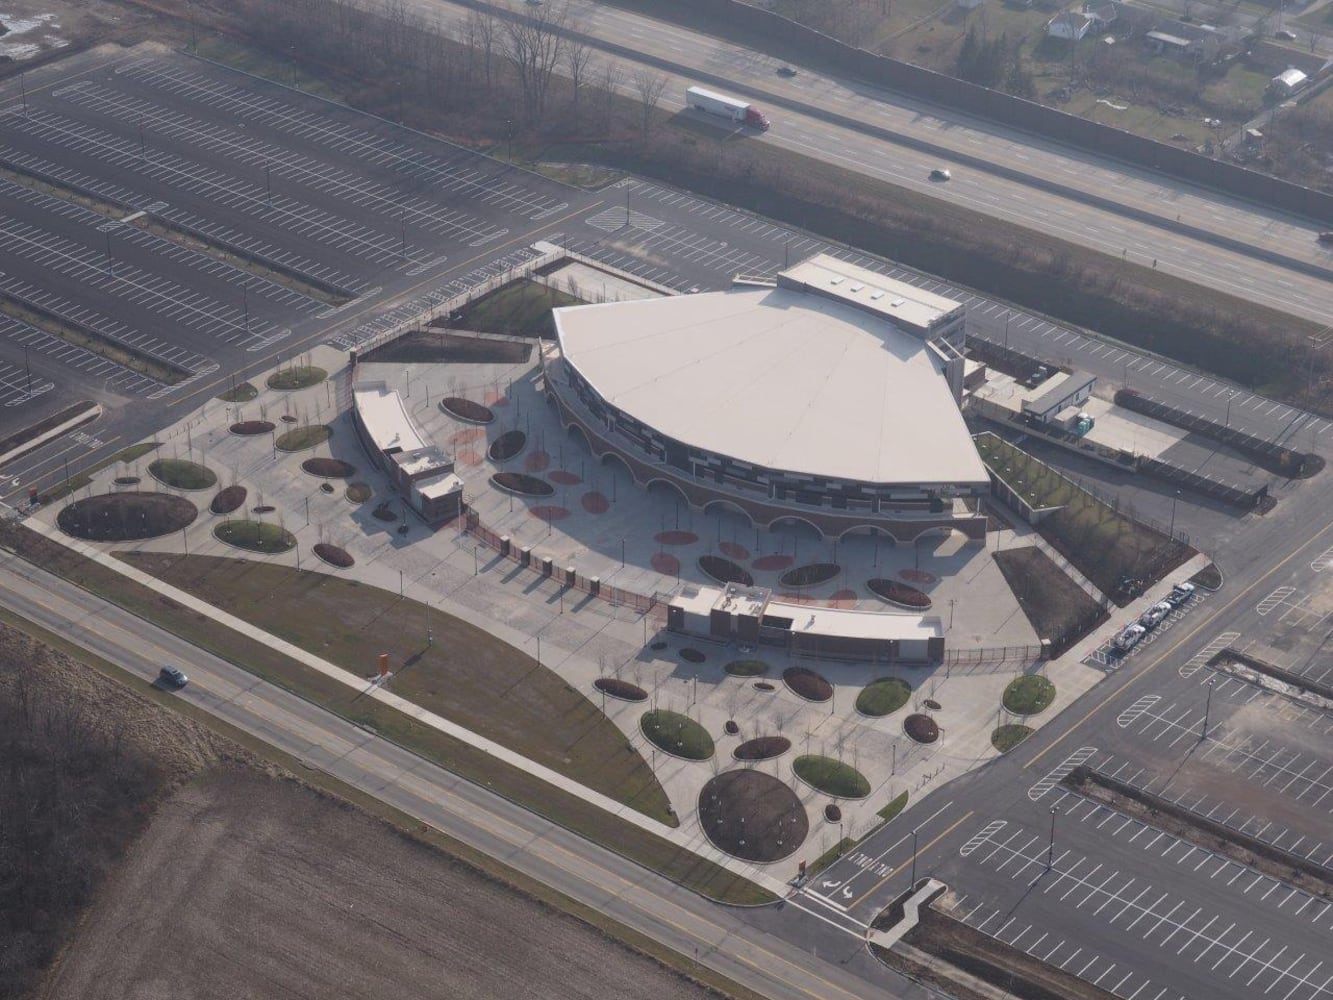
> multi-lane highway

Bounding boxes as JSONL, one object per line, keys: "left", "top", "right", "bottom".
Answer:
{"left": 411, "top": 0, "right": 1333, "bottom": 326}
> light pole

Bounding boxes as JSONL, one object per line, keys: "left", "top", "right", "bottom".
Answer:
{"left": 1201, "top": 678, "right": 1214, "bottom": 742}
{"left": 1047, "top": 806, "right": 1059, "bottom": 870}
{"left": 1169, "top": 489, "right": 1181, "bottom": 539}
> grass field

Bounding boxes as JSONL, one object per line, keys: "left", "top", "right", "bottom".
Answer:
{"left": 976, "top": 433, "right": 1190, "bottom": 604}
{"left": 148, "top": 458, "right": 217, "bottom": 490}
{"left": 641, "top": 709, "right": 714, "bottom": 761}
{"left": 793, "top": 755, "right": 871, "bottom": 798}
{"left": 993, "top": 545, "right": 1109, "bottom": 655}
{"left": 1003, "top": 675, "right": 1057, "bottom": 715}
{"left": 213, "top": 520, "right": 296, "bottom": 553}
{"left": 855, "top": 677, "right": 912, "bottom": 717}
{"left": 992, "top": 724, "right": 1035, "bottom": 752}
{"left": 455, "top": 280, "right": 583, "bottom": 338}
{"left": 275, "top": 425, "right": 332, "bottom": 452}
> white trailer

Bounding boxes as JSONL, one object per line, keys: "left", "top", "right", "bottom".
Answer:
{"left": 685, "top": 86, "right": 770, "bottom": 130}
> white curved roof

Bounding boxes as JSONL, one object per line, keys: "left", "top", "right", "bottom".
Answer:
{"left": 554, "top": 286, "right": 987, "bottom": 488}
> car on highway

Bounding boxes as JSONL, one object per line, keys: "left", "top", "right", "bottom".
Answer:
{"left": 1167, "top": 581, "right": 1196, "bottom": 607}
{"left": 1139, "top": 601, "right": 1173, "bottom": 629}
{"left": 1319, "top": 232, "right": 1333, "bottom": 245}
{"left": 159, "top": 665, "right": 189, "bottom": 687}
{"left": 1275, "top": 28, "right": 1297, "bottom": 40}
{"left": 777, "top": 65, "right": 797, "bottom": 77}
{"left": 1112, "top": 623, "right": 1147, "bottom": 653}
{"left": 929, "top": 167, "right": 952, "bottom": 181}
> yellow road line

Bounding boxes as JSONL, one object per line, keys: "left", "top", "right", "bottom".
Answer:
{"left": 855, "top": 808, "right": 976, "bottom": 903}
{"left": 1026, "top": 521, "right": 1333, "bottom": 770}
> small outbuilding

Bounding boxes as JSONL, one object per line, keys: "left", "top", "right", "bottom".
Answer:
{"left": 1270, "top": 67, "right": 1308, "bottom": 96}
{"left": 1047, "top": 11, "right": 1094, "bottom": 39}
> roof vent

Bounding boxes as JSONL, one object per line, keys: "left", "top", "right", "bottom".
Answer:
{"left": 870, "top": 290, "right": 885, "bottom": 300}
{"left": 829, "top": 276, "right": 844, "bottom": 285}
{"left": 849, "top": 283, "right": 865, "bottom": 293}
{"left": 890, "top": 297, "right": 906, "bottom": 307}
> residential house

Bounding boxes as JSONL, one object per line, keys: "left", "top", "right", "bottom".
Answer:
{"left": 1047, "top": 10, "right": 1094, "bottom": 40}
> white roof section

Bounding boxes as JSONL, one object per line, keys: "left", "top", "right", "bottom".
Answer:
{"left": 772, "top": 601, "right": 943, "bottom": 641}
{"left": 415, "top": 471, "right": 464, "bottom": 500}
{"left": 353, "top": 381, "right": 426, "bottom": 453}
{"left": 555, "top": 286, "right": 987, "bottom": 487}
{"left": 1274, "top": 68, "right": 1307, "bottom": 87}
{"left": 778, "top": 254, "right": 963, "bottom": 335}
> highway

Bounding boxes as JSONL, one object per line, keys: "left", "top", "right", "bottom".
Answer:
{"left": 414, "top": 0, "right": 1333, "bottom": 326}
{"left": 0, "top": 547, "right": 915, "bottom": 1000}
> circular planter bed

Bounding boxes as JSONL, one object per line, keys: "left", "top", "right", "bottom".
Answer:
{"left": 734, "top": 736, "right": 791, "bottom": 761}
{"left": 488, "top": 430, "right": 527, "bottom": 461}
{"left": 302, "top": 457, "right": 356, "bottom": 479}
{"left": 314, "top": 543, "right": 354, "bottom": 568}
{"left": 793, "top": 755, "right": 870, "bottom": 799}
{"left": 213, "top": 520, "right": 296, "bottom": 554}
{"left": 113, "top": 476, "right": 140, "bottom": 486}
{"left": 280, "top": 414, "right": 297, "bottom": 423}
{"left": 230, "top": 420, "right": 275, "bottom": 436}
{"left": 594, "top": 677, "right": 647, "bottom": 702}
{"left": 992, "top": 724, "right": 1034, "bottom": 753}
{"left": 441, "top": 396, "right": 495, "bottom": 424}
{"left": 855, "top": 677, "right": 912, "bottom": 717}
{"left": 680, "top": 648, "right": 706, "bottom": 664}
{"left": 655, "top": 529, "right": 698, "bottom": 546}
{"left": 724, "top": 720, "right": 740, "bottom": 736}
{"left": 1002, "top": 675, "right": 1056, "bottom": 715}
{"left": 372, "top": 504, "right": 398, "bottom": 522}
{"left": 783, "top": 666, "right": 833, "bottom": 703}
{"left": 319, "top": 483, "right": 334, "bottom": 494}
{"left": 266, "top": 365, "right": 327, "bottom": 390}
{"left": 148, "top": 458, "right": 217, "bottom": 491}
{"left": 699, "top": 770, "right": 808, "bottom": 863}
{"left": 698, "top": 555, "right": 754, "bottom": 586}
{"left": 754, "top": 681, "right": 775, "bottom": 692}
{"left": 216, "top": 381, "right": 257, "bottom": 402}
{"left": 867, "top": 578, "right": 932, "bottom": 610}
{"left": 824, "top": 804, "right": 842, "bottom": 823}
{"left": 640, "top": 709, "right": 714, "bottom": 761}
{"left": 491, "top": 472, "right": 554, "bottom": 497}
{"left": 275, "top": 425, "right": 332, "bottom": 452}
{"left": 725, "top": 659, "right": 768, "bottom": 677}
{"left": 923, "top": 698, "right": 942, "bottom": 711}
{"left": 779, "top": 563, "right": 841, "bottom": 588}
{"left": 209, "top": 485, "right": 247, "bottom": 515}
{"left": 904, "top": 714, "right": 940, "bottom": 744}
{"left": 58, "top": 492, "right": 197, "bottom": 541}
{"left": 345, "top": 482, "right": 372, "bottom": 503}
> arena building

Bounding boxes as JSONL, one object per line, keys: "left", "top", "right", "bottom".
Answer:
{"left": 544, "top": 254, "right": 990, "bottom": 542}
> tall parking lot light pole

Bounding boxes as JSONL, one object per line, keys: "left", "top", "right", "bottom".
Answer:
{"left": 1047, "top": 806, "right": 1059, "bottom": 870}
{"left": 1201, "top": 678, "right": 1215, "bottom": 742}
{"left": 1169, "top": 489, "right": 1181, "bottom": 539}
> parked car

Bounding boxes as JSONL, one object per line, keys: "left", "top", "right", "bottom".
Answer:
{"left": 159, "top": 665, "right": 189, "bottom": 687}
{"left": 1168, "top": 581, "right": 1196, "bottom": 606}
{"left": 1139, "top": 601, "right": 1173, "bottom": 629}
{"left": 1275, "top": 29, "right": 1297, "bottom": 40}
{"left": 929, "top": 167, "right": 952, "bottom": 181}
{"left": 1112, "top": 623, "right": 1147, "bottom": 653}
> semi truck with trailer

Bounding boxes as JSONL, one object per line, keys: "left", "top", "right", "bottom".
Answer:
{"left": 685, "top": 86, "right": 770, "bottom": 130}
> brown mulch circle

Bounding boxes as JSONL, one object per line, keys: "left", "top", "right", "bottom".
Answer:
{"left": 924, "top": 698, "right": 942, "bottom": 711}
{"left": 779, "top": 563, "right": 841, "bottom": 588}
{"left": 680, "top": 648, "right": 706, "bottom": 663}
{"left": 828, "top": 589, "right": 858, "bottom": 608}
{"left": 58, "top": 492, "right": 198, "bottom": 541}
{"left": 752, "top": 553, "right": 795, "bottom": 571}
{"left": 734, "top": 736, "right": 792, "bottom": 761}
{"left": 699, "top": 555, "right": 754, "bottom": 586}
{"left": 754, "top": 681, "right": 775, "bottom": 692}
{"left": 699, "top": 770, "right": 809, "bottom": 863}
{"left": 320, "top": 483, "right": 334, "bottom": 494}
{"left": 113, "top": 476, "right": 140, "bottom": 486}
{"left": 825, "top": 804, "right": 842, "bottom": 823}
{"left": 783, "top": 666, "right": 833, "bottom": 703}
{"left": 581, "top": 491, "right": 609, "bottom": 514}
{"left": 528, "top": 505, "right": 571, "bottom": 522}
{"left": 280, "top": 414, "right": 298, "bottom": 423}
{"left": 449, "top": 426, "right": 487, "bottom": 447}
{"left": 455, "top": 449, "right": 483, "bottom": 467}
{"left": 549, "top": 470, "right": 582, "bottom": 485}
{"left": 905, "top": 713, "right": 940, "bottom": 744}
{"left": 210, "top": 485, "right": 247, "bottom": 515}
{"left": 492, "top": 472, "right": 554, "bottom": 496}
{"left": 230, "top": 420, "right": 275, "bottom": 435}
{"left": 488, "top": 430, "right": 527, "bottom": 461}
{"left": 868, "top": 578, "right": 933, "bottom": 609}
{"left": 372, "top": 504, "right": 398, "bottom": 522}
{"left": 724, "top": 720, "right": 740, "bottom": 736}
{"left": 441, "top": 397, "right": 494, "bottom": 424}
{"left": 302, "top": 457, "right": 356, "bottom": 479}
{"left": 651, "top": 552, "right": 681, "bottom": 575}
{"left": 314, "top": 543, "right": 354, "bottom": 568}
{"left": 655, "top": 529, "right": 699, "bottom": 546}
{"left": 524, "top": 449, "right": 550, "bottom": 472}
{"left": 252, "top": 505, "right": 275, "bottom": 514}
{"left": 594, "top": 677, "right": 648, "bottom": 702}
{"left": 719, "top": 541, "right": 750, "bottom": 560}
{"left": 899, "top": 568, "right": 939, "bottom": 585}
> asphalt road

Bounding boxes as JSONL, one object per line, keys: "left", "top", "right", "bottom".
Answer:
{"left": 416, "top": 0, "right": 1333, "bottom": 326}
{"left": 0, "top": 547, "right": 926, "bottom": 1000}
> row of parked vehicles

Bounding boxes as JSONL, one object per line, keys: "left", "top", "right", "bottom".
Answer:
{"left": 1112, "top": 581, "right": 1196, "bottom": 653}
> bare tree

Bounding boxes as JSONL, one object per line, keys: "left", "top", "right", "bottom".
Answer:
{"left": 564, "top": 38, "right": 595, "bottom": 112}
{"left": 631, "top": 66, "right": 669, "bottom": 138}
{"left": 502, "top": 0, "right": 567, "bottom": 124}
{"left": 600, "top": 58, "right": 625, "bottom": 125}
{"left": 465, "top": 8, "right": 500, "bottom": 91}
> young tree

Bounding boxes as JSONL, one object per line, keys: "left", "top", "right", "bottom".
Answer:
{"left": 631, "top": 66, "right": 669, "bottom": 138}
{"left": 565, "top": 38, "right": 595, "bottom": 112}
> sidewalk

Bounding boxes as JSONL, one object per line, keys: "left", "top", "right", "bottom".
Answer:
{"left": 22, "top": 514, "right": 793, "bottom": 898}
